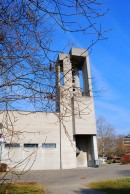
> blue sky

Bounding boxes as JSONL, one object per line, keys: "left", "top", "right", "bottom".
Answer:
{"left": 91, "top": 0, "right": 130, "bottom": 135}
{"left": 90, "top": 0, "right": 130, "bottom": 135}
{"left": 53, "top": 1, "right": 130, "bottom": 135}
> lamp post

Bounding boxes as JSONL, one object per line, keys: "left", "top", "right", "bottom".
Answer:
{"left": 0, "top": 135, "right": 6, "bottom": 164}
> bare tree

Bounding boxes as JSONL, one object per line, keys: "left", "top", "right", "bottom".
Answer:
{"left": 96, "top": 116, "right": 116, "bottom": 157}
{"left": 0, "top": 0, "right": 108, "bottom": 180}
{"left": 0, "top": 0, "right": 108, "bottom": 112}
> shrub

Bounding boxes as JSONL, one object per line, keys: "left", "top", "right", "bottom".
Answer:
{"left": 121, "top": 154, "right": 130, "bottom": 164}
{"left": 107, "top": 159, "right": 113, "bottom": 164}
{"left": 0, "top": 163, "right": 7, "bottom": 172}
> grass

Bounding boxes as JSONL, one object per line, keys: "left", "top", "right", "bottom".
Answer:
{"left": 0, "top": 182, "right": 44, "bottom": 194}
{"left": 89, "top": 178, "right": 130, "bottom": 194}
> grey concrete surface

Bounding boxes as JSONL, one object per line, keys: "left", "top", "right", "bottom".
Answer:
{"left": 3, "top": 164, "right": 130, "bottom": 194}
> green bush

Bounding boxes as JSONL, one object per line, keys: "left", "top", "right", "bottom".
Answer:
{"left": 107, "top": 159, "right": 113, "bottom": 164}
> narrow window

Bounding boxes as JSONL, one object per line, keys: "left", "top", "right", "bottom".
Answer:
{"left": 24, "top": 144, "right": 38, "bottom": 148}
{"left": 79, "top": 70, "right": 83, "bottom": 93}
{"left": 5, "top": 143, "right": 20, "bottom": 148}
{"left": 42, "top": 143, "right": 56, "bottom": 148}
{"left": 60, "top": 64, "right": 64, "bottom": 85}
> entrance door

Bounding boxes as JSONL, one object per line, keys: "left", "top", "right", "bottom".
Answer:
{"left": 76, "top": 135, "right": 88, "bottom": 167}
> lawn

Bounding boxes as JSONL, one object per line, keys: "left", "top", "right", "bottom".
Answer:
{"left": 89, "top": 178, "right": 130, "bottom": 194}
{"left": 0, "top": 182, "right": 44, "bottom": 194}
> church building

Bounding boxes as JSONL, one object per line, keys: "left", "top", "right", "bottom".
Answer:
{"left": 0, "top": 48, "right": 98, "bottom": 170}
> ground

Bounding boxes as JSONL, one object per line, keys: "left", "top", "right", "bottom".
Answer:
{"left": 2, "top": 164, "right": 130, "bottom": 194}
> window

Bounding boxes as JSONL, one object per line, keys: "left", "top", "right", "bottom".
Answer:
{"left": 60, "top": 72, "right": 64, "bottom": 85}
{"left": 42, "top": 143, "right": 56, "bottom": 148}
{"left": 60, "top": 64, "right": 64, "bottom": 85}
{"left": 5, "top": 143, "right": 20, "bottom": 148}
{"left": 123, "top": 138, "right": 130, "bottom": 144}
{"left": 24, "top": 144, "right": 38, "bottom": 148}
{"left": 79, "top": 70, "right": 83, "bottom": 93}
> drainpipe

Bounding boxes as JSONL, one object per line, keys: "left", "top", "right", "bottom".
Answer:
{"left": 0, "top": 136, "right": 6, "bottom": 163}
{"left": 59, "top": 113, "right": 62, "bottom": 169}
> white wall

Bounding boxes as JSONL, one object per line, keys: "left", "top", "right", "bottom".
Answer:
{"left": 73, "top": 96, "right": 97, "bottom": 135}
{"left": 1, "top": 111, "right": 60, "bottom": 170}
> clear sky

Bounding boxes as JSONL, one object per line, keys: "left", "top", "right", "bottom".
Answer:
{"left": 91, "top": 0, "right": 130, "bottom": 135}
{"left": 53, "top": 0, "right": 130, "bottom": 135}
{"left": 88, "top": 0, "right": 130, "bottom": 135}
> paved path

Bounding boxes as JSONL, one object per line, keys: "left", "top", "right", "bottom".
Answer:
{"left": 4, "top": 164, "right": 130, "bottom": 194}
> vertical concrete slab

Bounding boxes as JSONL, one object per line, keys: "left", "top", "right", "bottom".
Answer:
{"left": 92, "top": 135, "right": 99, "bottom": 162}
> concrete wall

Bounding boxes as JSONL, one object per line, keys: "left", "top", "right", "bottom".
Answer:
{"left": 1, "top": 110, "right": 77, "bottom": 170}
{"left": 58, "top": 54, "right": 77, "bottom": 169}
{"left": 1, "top": 111, "right": 60, "bottom": 170}
{"left": 73, "top": 96, "right": 97, "bottom": 135}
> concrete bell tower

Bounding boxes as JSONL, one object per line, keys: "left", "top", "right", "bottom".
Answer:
{"left": 56, "top": 48, "right": 98, "bottom": 168}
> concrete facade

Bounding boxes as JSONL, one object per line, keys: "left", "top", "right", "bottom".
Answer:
{"left": 0, "top": 48, "right": 98, "bottom": 170}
